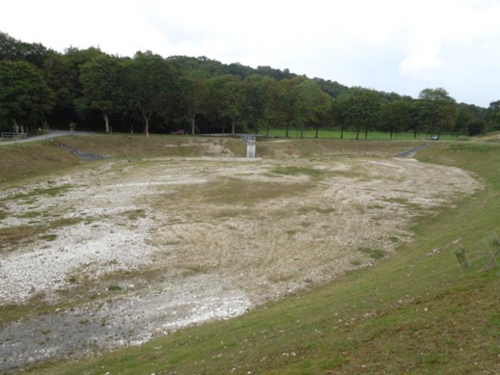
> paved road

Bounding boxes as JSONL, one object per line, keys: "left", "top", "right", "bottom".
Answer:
{"left": 0, "top": 131, "right": 96, "bottom": 146}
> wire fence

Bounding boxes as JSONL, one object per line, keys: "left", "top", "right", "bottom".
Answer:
{"left": 454, "top": 232, "right": 500, "bottom": 272}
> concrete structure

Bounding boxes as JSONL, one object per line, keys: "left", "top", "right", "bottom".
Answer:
{"left": 241, "top": 135, "right": 256, "bottom": 158}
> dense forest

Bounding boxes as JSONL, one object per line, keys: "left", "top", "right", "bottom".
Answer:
{"left": 1, "top": 31, "right": 499, "bottom": 138}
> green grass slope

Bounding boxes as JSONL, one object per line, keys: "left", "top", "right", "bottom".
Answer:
{"left": 0, "top": 141, "right": 79, "bottom": 186}
{"left": 0, "top": 135, "right": 246, "bottom": 186}
{"left": 58, "top": 134, "right": 245, "bottom": 158}
{"left": 26, "top": 142, "right": 500, "bottom": 375}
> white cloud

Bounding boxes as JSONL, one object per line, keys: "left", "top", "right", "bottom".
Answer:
{"left": 1, "top": 0, "right": 500, "bottom": 105}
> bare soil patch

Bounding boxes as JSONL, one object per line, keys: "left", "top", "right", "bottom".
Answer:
{"left": 0, "top": 155, "right": 480, "bottom": 371}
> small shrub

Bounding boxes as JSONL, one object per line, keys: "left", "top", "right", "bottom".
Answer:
{"left": 108, "top": 285, "right": 122, "bottom": 292}
{"left": 454, "top": 245, "right": 469, "bottom": 270}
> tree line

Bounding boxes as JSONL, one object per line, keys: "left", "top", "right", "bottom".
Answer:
{"left": 1, "top": 31, "right": 498, "bottom": 138}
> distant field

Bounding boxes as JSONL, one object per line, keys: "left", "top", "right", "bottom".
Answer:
{"left": 260, "top": 128, "right": 460, "bottom": 141}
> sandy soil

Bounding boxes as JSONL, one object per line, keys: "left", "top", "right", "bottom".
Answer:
{"left": 0, "top": 155, "right": 480, "bottom": 371}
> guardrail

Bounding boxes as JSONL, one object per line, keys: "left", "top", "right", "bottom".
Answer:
{"left": 1, "top": 132, "right": 27, "bottom": 139}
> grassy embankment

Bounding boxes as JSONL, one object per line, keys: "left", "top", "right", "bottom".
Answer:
{"left": 0, "top": 135, "right": 247, "bottom": 185}
{"left": 18, "top": 139, "right": 499, "bottom": 374}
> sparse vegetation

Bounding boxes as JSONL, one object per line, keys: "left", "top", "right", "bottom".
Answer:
{"left": 19, "top": 140, "right": 499, "bottom": 375}
{"left": 123, "top": 209, "right": 146, "bottom": 220}
{"left": 454, "top": 244, "right": 469, "bottom": 270}
{"left": 358, "top": 247, "right": 386, "bottom": 260}
{"left": 40, "top": 234, "right": 57, "bottom": 242}
{"left": 18, "top": 211, "right": 41, "bottom": 219}
{"left": 273, "top": 166, "right": 323, "bottom": 177}
{"left": 10, "top": 185, "right": 72, "bottom": 200}
{"left": 0, "top": 137, "right": 498, "bottom": 375}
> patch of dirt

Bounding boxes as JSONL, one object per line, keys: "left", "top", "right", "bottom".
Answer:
{"left": 0, "top": 156, "right": 481, "bottom": 371}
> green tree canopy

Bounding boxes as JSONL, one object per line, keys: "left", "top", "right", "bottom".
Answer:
{"left": 382, "top": 100, "right": 412, "bottom": 139}
{"left": 126, "top": 51, "right": 173, "bottom": 136}
{"left": 486, "top": 100, "right": 500, "bottom": 131}
{"left": 78, "top": 55, "right": 124, "bottom": 133}
{"left": 417, "top": 88, "right": 458, "bottom": 136}
{"left": 295, "top": 80, "right": 332, "bottom": 138}
{"left": 278, "top": 77, "right": 307, "bottom": 137}
{"left": 337, "top": 88, "right": 382, "bottom": 140}
{"left": 208, "top": 75, "right": 246, "bottom": 134}
{"left": 178, "top": 75, "right": 208, "bottom": 135}
{"left": 261, "top": 76, "right": 288, "bottom": 136}
{"left": 0, "top": 60, "right": 54, "bottom": 132}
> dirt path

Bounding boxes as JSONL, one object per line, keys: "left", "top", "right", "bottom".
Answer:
{"left": 0, "top": 131, "right": 96, "bottom": 147}
{"left": 0, "top": 156, "right": 480, "bottom": 371}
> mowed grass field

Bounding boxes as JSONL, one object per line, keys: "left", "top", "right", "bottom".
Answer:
{"left": 19, "top": 139, "right": 499, "bottom": 375}
{"left": 260, "top": 128, "right": 460, "bottom": 141}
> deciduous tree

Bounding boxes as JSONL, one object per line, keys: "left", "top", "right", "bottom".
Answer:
{"left": 0, "top": 60, "right": 54, "bottom": 133}
{"left": 178, "top": 75, "right": 208, "bottom": 135}
{"left": 382, "top": 100, "right": 412, "bottom": 139}
{"left": 295, "top": 80, "right": 331, "bottom": 138}
{"left": 418, "top": 88, "right": 457, "bottom": 136}
{"left": 208, "top": 75, "right": 246, "bottom": 134}
{"left": 79, "top": 55, "right": 124, "bottom": 133}
{"left": 337, "top": 88, "right": 382, "bottom": 140}
{"left": 127, "top": 52, "right": 173, "bottom": 136}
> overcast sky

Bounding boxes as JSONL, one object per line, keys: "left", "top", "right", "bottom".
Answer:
{"left": 1, "top": 0, "right": 500, "bottom": 106}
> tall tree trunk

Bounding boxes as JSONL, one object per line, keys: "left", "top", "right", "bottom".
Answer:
{"left": 414, "top": 126, "right": 417, "bottom": 139}
{"left": 285, "top": 121, "right": 290, "bottom": 138}
{"left": 143, "top": 115, "right": 150, "bottom": 137}
{"left": 103, "top": 112, "right": 110, "bottom": 134}
{"left": 191, "top": 117, "right": 196, "bottom": 136}
{"left": 315, "top": 126, "right": 319, "bottom": 139}
{"left": 356, "top": 128, "right": 360, "bottom": 140}
{"left": 340, "top": 124, "right": 344, "bottom": 139}
{"left": 300, "top": 123, "right": 304, "bottom": 138}
{"left": 254, "top": 120, "right": 258, "bottom": 135}
{"left": 231, "top": 119, "right": 235, "bottom": 135}
{"left": 390, "top": 129, "right": 393, "bottom": 140}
